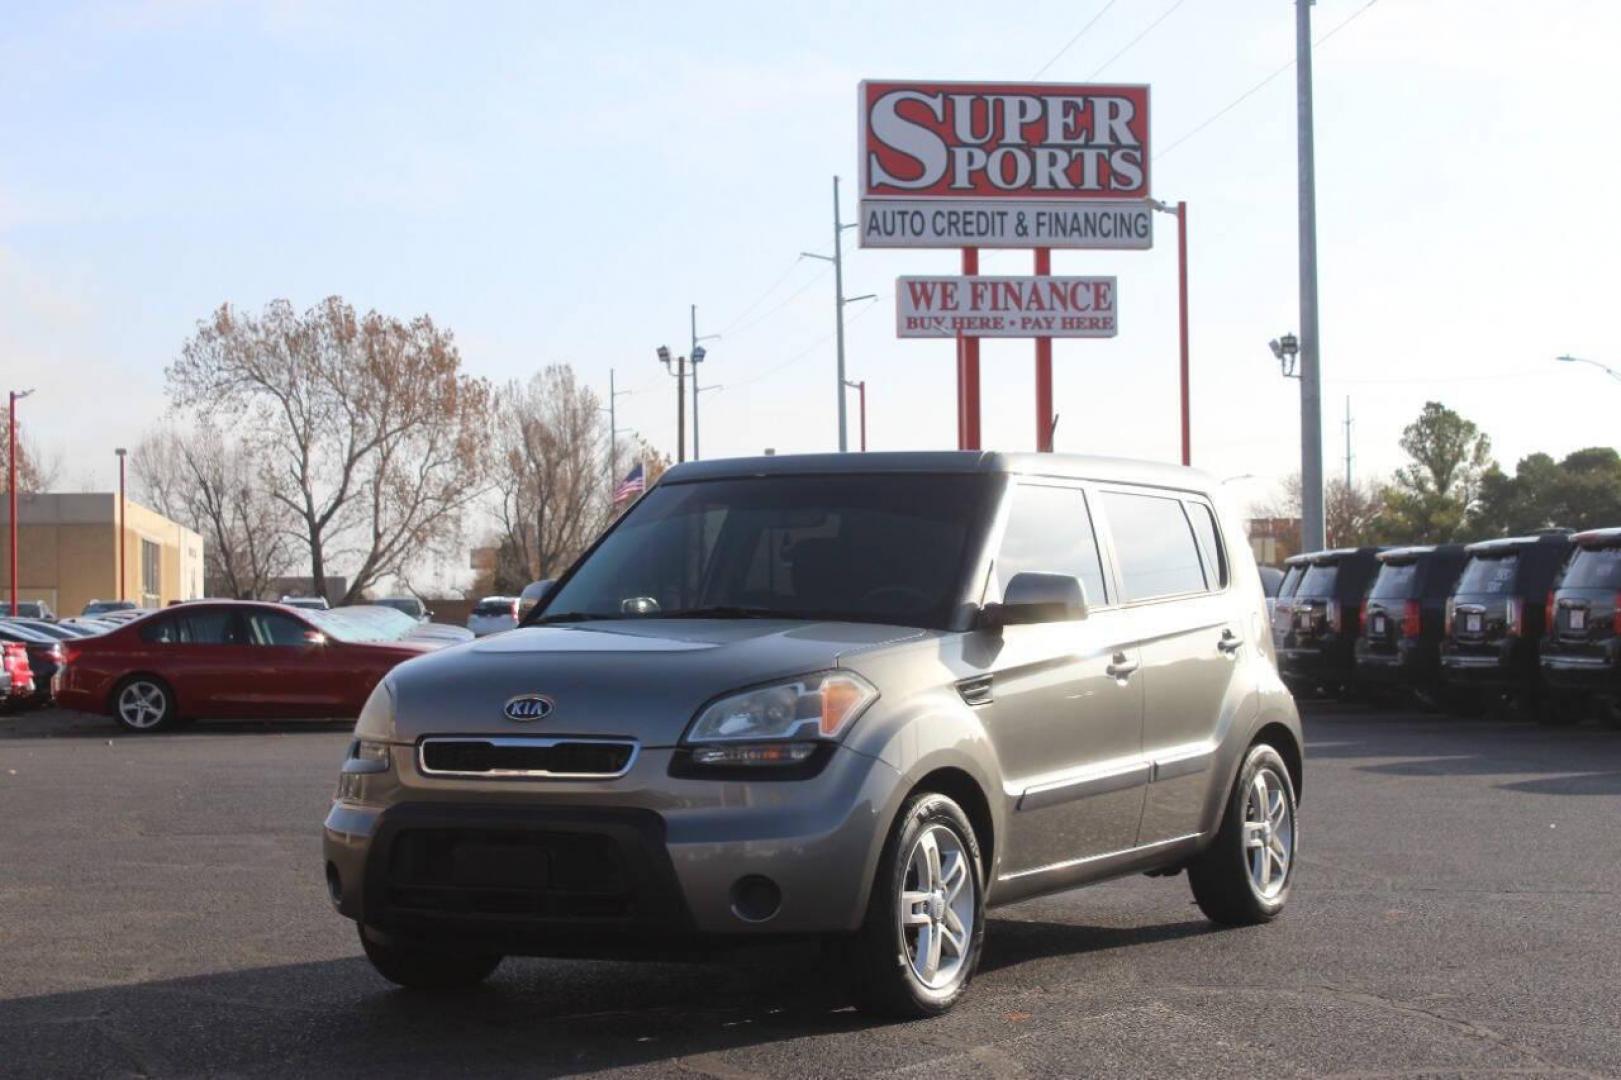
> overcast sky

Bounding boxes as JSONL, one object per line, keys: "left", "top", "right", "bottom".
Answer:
{"left": 5, "top": 0, "right": 1619, "bottom": 521}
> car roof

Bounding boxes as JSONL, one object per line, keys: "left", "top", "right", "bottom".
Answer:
{"left": 1573, "top": 526, "right": 1621, "bottom": 548}
{"left": 661, "top": 451, "right": 1218, "bottom": 493}
{"left": 1465, "top": 530, "right": 1574, "bottom": 555}
{"left": 1377, "top": 543, "right": 1466, "bottom": 563}
{"left": 1295, "top": 546, "right": 1382, "bottom": 565}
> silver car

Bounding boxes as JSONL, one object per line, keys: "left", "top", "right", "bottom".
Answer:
{"left": 465, "top": 596, "right": 519, "bottom": 637}
{"left": 323, "top": 453, "right": 1302, "bottom": 1017}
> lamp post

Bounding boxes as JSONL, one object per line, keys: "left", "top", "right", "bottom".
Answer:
{"left": 1270, "top": 333, "right": 1301, "bottom": 379}
{"left": 8, "top": 388, "right": 35, "bottom": 617}
{"left": 1554, "top": 354, "right": 1621, "bottom": 383}
{"left": 657, "top": 345, "right": 686, "bottom": 463}
{"left": 115, "top": 447, "right": 127, "bottom": 603}
{"left": 1149, "top": 199, "right": 1191, "bottom": 465}
{"left": 842, "top": 379, "right": 867, "bottom": 452}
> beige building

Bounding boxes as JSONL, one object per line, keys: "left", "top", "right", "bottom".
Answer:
{"left": 0, "top": 493, "right": 204, "bottom": 616}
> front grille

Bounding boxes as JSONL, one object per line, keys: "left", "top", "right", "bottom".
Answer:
{"left": 418, "top": 737, "right": 637, "bottom": 779}
{"left": 386, "top": 827, "right": 634, "bottom": 920}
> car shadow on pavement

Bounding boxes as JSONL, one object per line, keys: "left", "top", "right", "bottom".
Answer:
{"left": 0, "top": 915, "right": 1214, "bottom": 1077}
{"left": 0, "top": 713, "right": 354, "bottom": 739}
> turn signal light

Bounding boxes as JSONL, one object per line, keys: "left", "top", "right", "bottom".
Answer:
{"left": 691, "top": 743, "right": 817, "bottom": 767}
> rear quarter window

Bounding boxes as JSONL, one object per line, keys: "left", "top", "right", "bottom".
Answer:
{"left": 1099, "top": 491, "right": 1209, "bottom": 602}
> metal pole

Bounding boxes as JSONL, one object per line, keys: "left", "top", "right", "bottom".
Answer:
{"left": 859, "top": 381, "right": 867, "bottom": 452}
{"left": 1034, "top": 248, "right": 1053, "bottom": 452}
{"left": 833, "top": 177, "right": 849, "bottom": 452}
{"left": 961, "top": 248, "right": 981, "bottom": 450}
{"left": 676, "top": 354, "right": 686, "bottom": 463}
{"left": 690, "top": 305, "right": 701, "bottom": 461}
{"left": 1344, "top": 396, "right": 1353, "bottom": 488}
{"left": 1296, "top": 0, "right": 1325, "bottom": 552}
{"left": 7, "top": 392, "right": 16, "bottom": 617}
{"left": 117, "top": 449, "right": 126, "bottom": 602}
{"left": 608, "top": 369, "right": 618, "bottom": 488}
{"left": 1177, "top": 201, "right": 1191, "bottom": 467}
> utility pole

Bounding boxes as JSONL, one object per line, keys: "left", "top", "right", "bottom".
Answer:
{"left": 656, "top": 346, "right": 685, "bottom": 463}
{"left": 802, "top": 177, "right": 871, "bottom": 452}
{"left": 689, "top": 305, "right": 720, "bottom": 460}
{"left": 1296, "top": 0, "right": 1325, "bottom": 552}
{"left": 843, "top": 379, "right": 867, "bottom": 452}
{"left": 1343, "top": 397, "right": 1354, "bottom": 488}
{"left": 116, "top": 447, "right": 127, "bottom": 602}
{"left": 8, "top": 389, "right": 34, "bottom": 617}
{"left": 604, "top": 369, "right": 632, "bottom": 487}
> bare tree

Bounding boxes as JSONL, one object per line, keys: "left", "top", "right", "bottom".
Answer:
{"left": 491, "top": 366, "right": 609, "bottom": 583}
{"left": 133, "top": 426, "right": 300, "bottom": 598}
{"left": 166, "top": 298, "right": 493, "bottom": 603}
{"left": 2, "top": 418, "right": 61, "bottom": 494}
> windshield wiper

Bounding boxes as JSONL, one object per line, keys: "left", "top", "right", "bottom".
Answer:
{"left": 656, "top": 606, "right": 805, "bottom": 620}
{"left": 530, "top": 612, "right": 622, "bottom": 625}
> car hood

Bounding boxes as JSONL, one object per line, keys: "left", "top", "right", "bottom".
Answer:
{"left": 383, "top": 619, "right": 927, "bottom": 745}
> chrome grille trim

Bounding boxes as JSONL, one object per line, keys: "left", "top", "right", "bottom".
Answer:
{"left": 416, "top": 736, "right": 640, "bottom": 780}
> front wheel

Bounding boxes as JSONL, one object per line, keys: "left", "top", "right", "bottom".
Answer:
{"left": 844, "top": 792, "right": 985, "bottom": 1018}
{"left": 359, "top": 927, "right": 502, "bottom": 990}
{"left": 1188, "top": 744, "right": 1298, "bottom": 926}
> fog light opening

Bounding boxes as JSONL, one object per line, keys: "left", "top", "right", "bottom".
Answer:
{"left": 325, "top": 862, "right": 343, "bottom": 907}
{"left": 730, "top": 875, "right": 782, "bottom": 923}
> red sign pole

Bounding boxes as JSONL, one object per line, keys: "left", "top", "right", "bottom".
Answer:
{"left": 1034, "top": 247, "right": 1053, "bottom": 452}
{"left": 961, "top": 247, "right": 981, "bottom": 450}
{"left": 1176, "top": 201, "right": 1191, "bottom": 466}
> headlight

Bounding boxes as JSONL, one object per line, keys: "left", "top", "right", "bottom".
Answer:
{"left": 353, "top": 679, "right": 397, "bottom": 741}
{"left": 336, "top": 739, "right": 393, "bottom": 801}
{"left": 684, "top": 671, "right": 877, "bottom": 767}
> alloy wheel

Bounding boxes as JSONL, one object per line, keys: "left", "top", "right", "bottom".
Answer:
{"left": 898, "top": 823, "right": 975, "bottom": 991}
{"left": 1242, "top": 766, "right": 1294, "bottom": 898}
{"left": 117, "top": 682, "right": 168, "bottom": 730}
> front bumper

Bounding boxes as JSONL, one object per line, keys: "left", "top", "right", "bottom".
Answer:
{"left": 323, "top": 743, "right": 902, "bottom": 951}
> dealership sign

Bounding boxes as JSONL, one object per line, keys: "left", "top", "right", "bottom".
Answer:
{"left": 896, "top": 276, "right": 1117, "bottom": 339}
{"left": 859, "top": 80, "right": 1151, "bottom": 249}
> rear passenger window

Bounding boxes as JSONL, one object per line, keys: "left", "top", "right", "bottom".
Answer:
{"left": 1185, "top": 502, "right": 1227, "bottom": 589}
{"left": 1100, "top": 491, "right": 1208, "bottom": 601}
{"left": 140, "top": 611, "right": 240, "bottom": 644}
{"left": 994, "top": 484, "right": 1108, "bottom": 607}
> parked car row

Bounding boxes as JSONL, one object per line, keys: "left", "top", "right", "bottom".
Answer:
{"left": 1271, "top": 527, "right": 1621, "bottom": 724}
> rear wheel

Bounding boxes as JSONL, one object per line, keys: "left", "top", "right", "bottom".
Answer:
{"left": 112, "top": 676, "right": 177, "bottom": 733}
{"left": 843, "top": 792, "right": 985, "bottom": 1018}
{"left": 1188, "top": 744, "right": 1298, "bottom": 926}
{"left": 359, "top": 927, "right": 502, "bottom": 990}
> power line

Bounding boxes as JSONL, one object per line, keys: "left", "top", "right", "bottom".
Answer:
{"left": 1157, "top": 0, "right": 1381, "bottom": 161}
{"left": 1031, "top": 0, "right": 1119, "bottom": 78}
{"left": 717, "top": 256, "right": 815, "bottom": 336}
{"left": 1085, "top": 0, "right": 1192, "bottom": 81}
{"left": 723, "top": 263, "right": 832, "bottom": 339}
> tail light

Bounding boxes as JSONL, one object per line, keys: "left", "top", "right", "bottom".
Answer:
{"left": 1326, "top": 599, "right": 1342, "bottom": 633}
{"left": 1505, "top": 596, "right": 1523, "bottom": 637}
{"left": 1402, "top": 599, "right": 1421, "bottom": 639}
{"left": 1444, "top": 598, "right": 1456, "bottom": 636}
{"left": 46, "top": 644, "right": 64, "bottom": 662}
{"left": 1545, "top": 591, "right": 1556, "bottom": 636}
{"left": 1355, "top": 605, "right": 1365, "bottom": 635}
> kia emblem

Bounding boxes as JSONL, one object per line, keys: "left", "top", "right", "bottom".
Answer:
{"left": 503, "top": 694, "right": 555, "bottom": 722}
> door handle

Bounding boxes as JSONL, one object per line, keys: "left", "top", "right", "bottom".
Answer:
{"left": 1106, "top": 652, "right": 1139, "bottom": 680}
{"left": 1218, "top": 630, "right": 1243, "bottom": 656}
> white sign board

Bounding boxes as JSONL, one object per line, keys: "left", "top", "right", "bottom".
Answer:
{"left": 896, "top": 276, "right": 1118, "bottom": 339}
{"left": 862, "top": 199, "right": 1153, "bottom": 250}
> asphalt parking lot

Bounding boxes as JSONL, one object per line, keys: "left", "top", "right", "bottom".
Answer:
{"left": 2, "top": 703, "right": 1619, "bottom": 1079}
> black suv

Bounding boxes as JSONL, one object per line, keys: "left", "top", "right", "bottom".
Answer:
{"left": 1269, "top": 555, "right": 1308, "bottom": 653}
{"left": 1540, "top": 528, "right": 1621, "bottom": 724}
{"left": 1277, "top": 547, "right": 1381, "bottom": 695}
{"left": 1439, "top": 530, "right": 1573, "bottom": 718}
{"left": 1354, "top": 544, "right": 1468, "bottom": 706}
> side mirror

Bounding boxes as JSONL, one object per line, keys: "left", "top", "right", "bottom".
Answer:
{"left": 979, "top": 572, "right": 1088, "bottom": 630}
{"left": 517, "top": 579, "right": 555, "bottom": 620}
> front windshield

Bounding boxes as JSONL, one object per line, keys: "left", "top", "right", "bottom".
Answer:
{"left": 305, "top": 606, "right": 415, "bottom": 644}
{"left": 538, "top": 473, "right": 999, "bottom": 629}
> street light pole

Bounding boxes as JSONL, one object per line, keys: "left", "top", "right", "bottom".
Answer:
{"left": 8, "top": 389, "right": 35, "bottom": 617}
{"left": 1555, "top": 354, "right": 1621, "bottom": 383}
{"left": 1296, "top": 0, "right": 1326, "bottom": 553}
{"left": 116, "top": 448, "right": 127, "bottom": 602}
{"left": 843, "top": 379, "right": 867, "bottom": 451}
{"left": 603, "top": 369, "right": 633, "bottom": 487}
{"left": 1150, "top": 199, "right": 1192, "bottom": 465}
{"left": 657, "top": 346, "right": 686, "bottom": 463}
{"left": 802, "top": 177, "right": 868, "bottom": 452}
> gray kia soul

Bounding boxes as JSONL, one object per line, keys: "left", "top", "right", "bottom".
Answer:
{"left": 323, "top": 452, "right": 1303, "bottom": 1016}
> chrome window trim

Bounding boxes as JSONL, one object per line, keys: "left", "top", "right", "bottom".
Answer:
{"left": 416, "top": 736, "right": 640, "bottom": 780}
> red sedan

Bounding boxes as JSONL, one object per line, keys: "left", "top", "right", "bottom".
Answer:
{"left": 54, "top": 601, "right": 440, "bottom": 732}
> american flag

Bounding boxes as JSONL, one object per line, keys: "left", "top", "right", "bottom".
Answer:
{"left": 613, "top": 462, "right": 646, "bottom": 503}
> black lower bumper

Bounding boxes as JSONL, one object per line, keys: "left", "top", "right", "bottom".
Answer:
{"left": 360, "top": 803, "right": 697, "bottom": 957}
{"left": 1540, "top": 658, "right": 1620, "bottom": 695}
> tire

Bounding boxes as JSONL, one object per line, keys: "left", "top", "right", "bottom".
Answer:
{"left": 1188, "top": 743, "right": 1298, "bottom": 926}
{"left": 358, "top": 927, "right": 502, "bottom": 990}
{"left": 111, "top": 676, "right": 178, "bottom": 733}
{"left": 844, "top": 792, "right": 986, "bottom": 1018}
